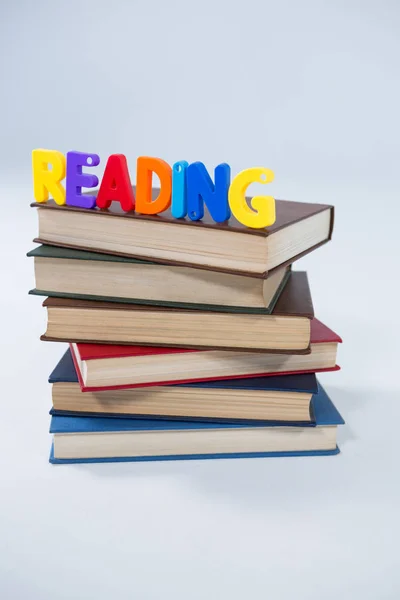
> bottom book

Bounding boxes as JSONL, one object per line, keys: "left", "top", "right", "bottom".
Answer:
{"left": 49, "top": 384, "right": 344, "bottom": 464}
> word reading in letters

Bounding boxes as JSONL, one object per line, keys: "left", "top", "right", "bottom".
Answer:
{"left": 32, "top": 150, "right": 276, "bottom": 229}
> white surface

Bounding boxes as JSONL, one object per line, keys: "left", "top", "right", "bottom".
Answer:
{"left": 1, "top": 1, "right": 400, "bottom": 598}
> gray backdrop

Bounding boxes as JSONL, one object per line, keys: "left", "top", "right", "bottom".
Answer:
{"left": 1, "top": 1, "right": 400, "bottom": 599}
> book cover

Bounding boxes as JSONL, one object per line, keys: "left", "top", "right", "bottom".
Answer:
{"left": 40, "top": 271, "right": 314, "bottom": 352}
{"left": 74, "top": 317, "right": 342, "bottom": 361}
{"left": 50, "top": 349, "right": 318, "bottom": 423}
{"left": 50, "top": 378, "right": 318, "bottom": 426}
{"left": 32, "top": 197, "right": 334, "bottom": 237}
{"left": 50, "top": 347, "right": 318, "bottom": 393}
{"left": 27, "top": 245, "right": 291, "bottom": 314}
{"left": 41, "top": 270, "right": 313, "bottom": 318}
{"left": 61, "top": 316, "right": 341, "bottom": 392}
{"left": 49, "top": 383, "right": 344, "bottom": 464}
{"left": 32, "top": 197, "right": 334, "bottom": 277}
{"left": 50, "top": 444, "right": 340, "bottom": 463}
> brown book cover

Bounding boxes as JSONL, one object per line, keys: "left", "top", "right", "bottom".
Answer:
{"left": 40, "top": 271, "right": 314, "bottom": 353}
{"left": 31, "top": 196, "right": 334, "bottom": 278}
{"left": 31, "top": 196, "right": 333, "bottom": 236}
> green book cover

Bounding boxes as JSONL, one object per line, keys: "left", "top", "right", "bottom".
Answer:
{"left": 27, "top": 244, "right": 155, "bottom": 264}
{"left": 27, "top": 245, "right": 291, "bottom": 314}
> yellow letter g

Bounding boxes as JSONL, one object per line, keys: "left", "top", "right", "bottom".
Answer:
{"left": 228, "top": 167, "right": 276, "bottom": 229}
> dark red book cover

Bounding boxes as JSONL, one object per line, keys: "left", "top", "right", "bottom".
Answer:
{"left": 70, "top": 318, "right": 341, "bottom": 392}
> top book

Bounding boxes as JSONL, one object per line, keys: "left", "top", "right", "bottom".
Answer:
{"left": 31, "top": 196, "right": 334, "bottom": 277}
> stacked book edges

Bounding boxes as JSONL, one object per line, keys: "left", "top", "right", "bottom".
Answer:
{"left": 50, "top": 384, "right": 344, "bottom": 464}
{"left": 28, "top": 196, "right": 343, "bottom": 463}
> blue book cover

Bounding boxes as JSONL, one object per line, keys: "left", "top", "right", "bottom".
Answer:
{"left": 49, "top": 444, "right": 340, "bottom": 463}
{"left": 49, "top": 348, "right": 318, "bottom": 393}
{"left": 49, "top": 407, "right": 315, "bottom": 426}
{"left": 49, "top": 384, "right": 344, "bottom": 464}
{"left": 50, "top": 384, "right": 343, "bottom": 433}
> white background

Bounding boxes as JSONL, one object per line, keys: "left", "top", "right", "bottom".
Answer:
{"left": 1, "top": 1, "right": 400, "bottom": 598}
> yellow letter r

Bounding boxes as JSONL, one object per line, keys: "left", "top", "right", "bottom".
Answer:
{"left": 32, "top": 149, "right": 66, "bottom": 205}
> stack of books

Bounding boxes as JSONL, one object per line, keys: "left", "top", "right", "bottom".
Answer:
{"left": 29, "top": 196, "right": 344, "bottom": 464}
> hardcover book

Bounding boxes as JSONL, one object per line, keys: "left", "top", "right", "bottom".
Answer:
{"left": 40, "top": 271, "right": 314, "bottom": 352}
{"left": 50, "top": 349, "right": 319, "bottom": 423}
{"left": 27, "top": 244, "right": 290, "bottom": 313}
{"left": 49, "top": 383, "right": 344, "bottom": 463}
{"left": 65, "top": 317, "right": 341, "bottom": 391}
{"left": 32, "top": 196, "right": 334, "bottom": 277}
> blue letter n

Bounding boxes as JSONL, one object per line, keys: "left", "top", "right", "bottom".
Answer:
{"left": 186, "top": 162, "right": 231, "bottom": 223}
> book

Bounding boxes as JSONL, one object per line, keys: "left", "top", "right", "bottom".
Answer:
{"left": 68, "top": 317, "right": 341, "bottom": 391}
{"left": 49, "top": 383, "right": 344, "bottom": 463}
{"left": 40, "top": 271, "right": 314, "bottom": 352}
{"left": 50, "top": 349, "right": 318, "bottom": 423}
{"left": 27, "top": 245, "right": 290, "bottom": 313}
{"left": 31, "top": 196, "right": 334, "bottom": 277}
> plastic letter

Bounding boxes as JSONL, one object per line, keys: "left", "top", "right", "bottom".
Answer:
{"left": 171, "top": 161, "right": 188, "bottom": 218}
{"left": 32, "top": 149, "right": 66, "bottom": 205}
{"left": 66, "top": 151, "right": 100, "bottom": 209}
{"left": 135, "top": 157, "right": 172, "bottom": 215}
{"left": 228, "top": 167, "right": 276, "bottom": 228}
{"left": 96, "top": 154, "right": 135, "bottom": 211}
{"left": 186, "top": 162, "right": 230, "bottom": 222}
